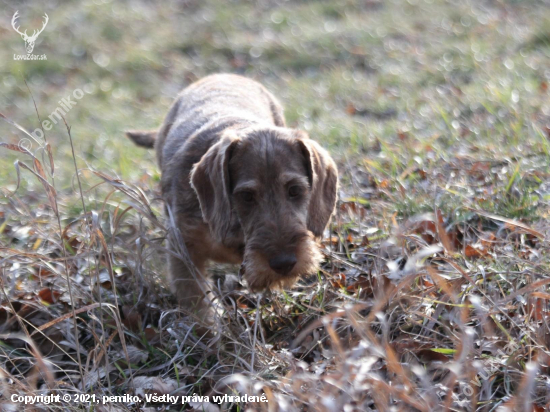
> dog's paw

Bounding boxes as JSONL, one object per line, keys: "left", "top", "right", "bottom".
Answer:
{"left": 188, "top": 299, "right": 223, "bottom": 343}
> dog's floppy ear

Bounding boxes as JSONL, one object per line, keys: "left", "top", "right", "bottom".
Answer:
{"left": 190, "top": 134, "right": 240, "bottom": 241}
{"left": 297, "top": 132, "right": 338, "bottom": 238}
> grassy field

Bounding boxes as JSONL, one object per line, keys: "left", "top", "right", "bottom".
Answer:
{"left": 2, "top": 0, "right": 550, "bottom": 410}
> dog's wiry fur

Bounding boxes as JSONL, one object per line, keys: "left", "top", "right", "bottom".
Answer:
{"left": 126, "top": 74, "right": 338, "bottom": 317}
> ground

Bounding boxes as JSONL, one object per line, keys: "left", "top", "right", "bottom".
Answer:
{"left": 1, "top": 0, "right": 550, "bottom": 410}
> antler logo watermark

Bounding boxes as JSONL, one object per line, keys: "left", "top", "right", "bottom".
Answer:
{"left": 12, "top": 10, "right": 48, "bottom": 60}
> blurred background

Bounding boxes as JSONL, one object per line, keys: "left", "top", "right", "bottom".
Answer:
{"left": 1, "top": 0, "right": 549, "bottom": 200}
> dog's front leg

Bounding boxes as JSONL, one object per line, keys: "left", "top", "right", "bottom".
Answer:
{"left": 166, "top": 230, "right": 216, "bottom": 325}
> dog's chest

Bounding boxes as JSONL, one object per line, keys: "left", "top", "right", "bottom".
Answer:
{"left": 189, "top": 223, "right": 243, "bottom": 264}
{"left": 209, "top": 241, "right": 243, "bottom": 264}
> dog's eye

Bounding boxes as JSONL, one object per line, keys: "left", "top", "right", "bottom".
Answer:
{"left": 239, "top": 191, "right": 255, "bottom": 203}
{"left": 288, "top": 185, "right": 302, "bottom": 198}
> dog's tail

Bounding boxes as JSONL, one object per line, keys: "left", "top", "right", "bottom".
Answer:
{"left": 125, "top": 130, "right": 157, "bottom": 148}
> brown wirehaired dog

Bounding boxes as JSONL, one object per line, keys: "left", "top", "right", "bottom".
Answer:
{"left": 126, "top": 74, "right": 338, "bottom": 317}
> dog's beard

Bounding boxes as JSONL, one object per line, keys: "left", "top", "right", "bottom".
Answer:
{"left": 242, "top": 234, "right": 322, "bottom": 292}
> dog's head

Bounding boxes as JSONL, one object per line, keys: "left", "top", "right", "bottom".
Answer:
{"left": 190, "top": 127, "right": 338, "bottom": 291}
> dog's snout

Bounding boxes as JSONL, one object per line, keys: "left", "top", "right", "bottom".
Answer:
{"left": 269, "top": 254, "right": 297, "bottom": 276}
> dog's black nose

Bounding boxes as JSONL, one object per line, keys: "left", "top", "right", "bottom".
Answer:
{"left": 269, "top": 254, "right": 297, "bottom": 276}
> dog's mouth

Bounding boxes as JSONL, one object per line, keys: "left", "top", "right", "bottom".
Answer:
{"left": 240, "top": 235, "right": 322, "bottom": 292}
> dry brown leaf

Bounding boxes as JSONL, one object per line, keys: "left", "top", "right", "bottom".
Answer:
{"left": 144, "top": 327, "right": 159, "bottom": 344}
{"left": 38, "top": 288, "right": 61, "bottom": 304}
{"left": 417, "top": 349, "right": 450, "bottom": 362}
{"left": 33, "top": 266, "right": 56, "bottom": 279}
{"left": 397, "top": 131, "right": 408, "bottom": 141}
{"left": 122, "top": 305, "right": 142, "bottom": 332}
{"left": 464, "top": 244, "right": 488, "bottom": 258}
{"left": 527, "top": 297, "right": 545, "bottom": 322}
{"left": 345, "top": 103, "right": 356, "bottom": 115}
{"left": 480, "top": 232, "right": 497, "bottom": 248}
{"left": 330, "top": 273, "right": 346, "bottom": 289}
{"left": 435, "top": 209, "right": 454, "bottom": 253}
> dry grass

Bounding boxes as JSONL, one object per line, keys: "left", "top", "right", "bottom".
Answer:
{"left": 2, "top": 109, "right": 550, "bottom": 411}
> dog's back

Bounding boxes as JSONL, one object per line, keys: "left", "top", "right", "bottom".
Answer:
{"left": 157, "top": 74, "right": 285, "bottom": 169}
{"left": 126, "top": 74, "right": 285, "bottom": 168}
